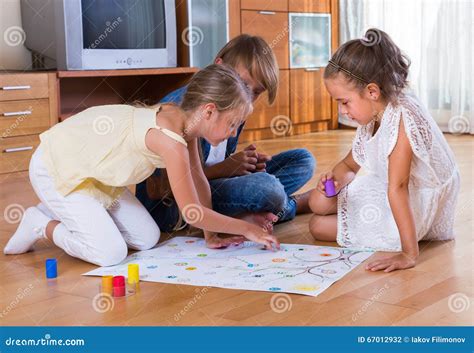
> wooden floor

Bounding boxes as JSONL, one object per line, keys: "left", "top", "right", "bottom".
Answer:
{"left": 0, "top": 131, "right": 472, "bottom": 326}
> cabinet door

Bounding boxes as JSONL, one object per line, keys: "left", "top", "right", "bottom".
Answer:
{"left": 289, "top": 13, "right": 331, "bottom": 68}
{"left": 0, "top": 135, "right": 40, "bottom": 174}
{"left": 241, "top": 10, "right": 289, "bottom": 69}
{"left": 289, "top": 0, "right": 330, "bottom": 13}
{"left": 290, "top": 68, "right": 331, "bottom": 124}
{"left": 245, "top": 70, "right": 289, "bottom": 130}
{"left": 187, "top": 0, "right": 228, "bottom": 68}
{"left": 241, "top": 0, "right": 288, "bottom": 12}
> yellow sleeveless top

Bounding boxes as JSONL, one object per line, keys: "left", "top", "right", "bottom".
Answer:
{"left": 39, "top": 104, "right": 187, "bottom": 208}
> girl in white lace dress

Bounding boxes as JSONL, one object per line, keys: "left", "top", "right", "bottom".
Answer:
{"left": 309, "top": 28, "right": 460, "bottom": 272}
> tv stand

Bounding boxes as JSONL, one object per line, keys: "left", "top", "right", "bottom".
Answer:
{"left": 56, "top": 67, "right": 198, "bottom": 121}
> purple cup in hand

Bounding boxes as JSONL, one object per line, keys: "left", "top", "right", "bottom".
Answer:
{"left": 324, "top": 179, "right": 337, "bottom": 197}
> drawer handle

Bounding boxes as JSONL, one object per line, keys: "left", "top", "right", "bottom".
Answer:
{"left": 1, "top": 85, "right": 31, "bottom": 91}
{"left": 305, "top": 68, "right": 320, "bottom": 72}
{"left": 259, "top": 11, "right": 276, "bottom": 15}
{"left": 3, "top": 146, "right": 34, "bottom": 153}
{"left": 2, "top": 110, "right": 32, "bottom": 117}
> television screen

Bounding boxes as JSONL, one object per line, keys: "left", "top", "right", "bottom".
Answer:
{"left": 81, "top": 0, "right": 166, "bottom": 50}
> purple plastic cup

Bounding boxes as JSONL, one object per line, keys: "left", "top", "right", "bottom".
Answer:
{"left": 324, "top": 179, "right": 337, "bottom": 197}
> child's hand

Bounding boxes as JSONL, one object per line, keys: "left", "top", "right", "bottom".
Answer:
{"left": 316, "top": 172, "right": 339, "bottom": 195}
{"left": 222, "top": 144, "right": 272, "bottom": 176}
{"left": 244, "top": 224, "right": 280, "bottom": 251}
{"left": 205, "top": 233, "right": 245, "bottom": 249}
{"left": 365, "top": 253, "right": 416, "bottom": 273}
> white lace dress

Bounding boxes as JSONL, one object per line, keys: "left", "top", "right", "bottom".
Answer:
{"left": 337, "top": 93, "right": 460, "bottom": 251}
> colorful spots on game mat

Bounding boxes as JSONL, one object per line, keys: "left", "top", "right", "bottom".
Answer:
{"left": 147, "top": 265, "right": 158, "bottom": 269}
{"left": 269, "top": 287, "right": 281, "bottom": 291}
{"left": 185, "top": 240, "right": 196, "bottom": 244}
{"left": 247, "top": 264, "right": 254, "bottom": 268}
{"left": 254, "top": 274, "right": 263, "bottom": 277}
{"left": 167, "top": 244, "right": 178, "bottom": 247}
{"left": 293, "top": 285, "right": 319, "bottom": 292}
{"left": 167, "top": 275, "right": 177, "bottom": 279}
{"left": 319, "top": 253, "right": 332, "bottom": 257}
{"left": 197, "top": 253, "right": 207, "bottom": 257}
{"left": 298, "top": 248, "right": 305, "bottom": 251}
{"left": 185, "top": 267, "right": 197, "bottom": 271}
{"left": 175, "top": 262, "right": 188, "bottom": 266}
{"left": 285, "top": 274, "right": 294, "bottom": 277}
{"left": 272, "top": 258, "right": 286, "bottom": 263}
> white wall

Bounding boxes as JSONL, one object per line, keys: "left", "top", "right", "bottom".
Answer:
{"left": 0, "top": 0, "right": 32, "bottom": 70}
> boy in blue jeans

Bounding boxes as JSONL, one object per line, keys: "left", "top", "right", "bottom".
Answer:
{"left": 136, "top": 35, "right": 315, "bottom": 248}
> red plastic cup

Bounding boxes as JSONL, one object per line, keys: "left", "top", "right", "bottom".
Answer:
{"left": 112, "top": 275, "right": 126, "bottom": 297}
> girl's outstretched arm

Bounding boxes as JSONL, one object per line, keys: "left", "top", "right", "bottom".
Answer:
{"left": 366, "top": 118, "right": 418, "bottom": 272}
{"left": 187, "top": 138, "right": 245, "bottom": 248}
{"left": 145, "top": 129, "right": 279, "bottom": 250}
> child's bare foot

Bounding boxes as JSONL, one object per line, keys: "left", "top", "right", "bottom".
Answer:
{"left": 294, "top": 190, "right": 312, "bottom": 214}
{"left": 236, "top": 212, "right": 278, "bottom": 233}
{"left": 205, "top": 233, "right": 245, "bottom": 249}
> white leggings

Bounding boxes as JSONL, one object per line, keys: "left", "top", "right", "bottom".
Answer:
{"left": 29, "top": 147, "right": 160, "bottom": 266}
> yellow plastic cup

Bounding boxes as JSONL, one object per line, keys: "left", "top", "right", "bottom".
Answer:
{"left": 101, "top": 275, "right": 113, "bottom": 295}
{"left": 128, "top": 264, "right": 140, "bottom": 284}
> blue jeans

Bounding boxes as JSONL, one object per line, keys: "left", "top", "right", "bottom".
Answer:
{"left": 136, "top": 148, "right": 315, "bottom": 232}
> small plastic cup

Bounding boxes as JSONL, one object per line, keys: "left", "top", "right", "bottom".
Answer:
{"left": 324, "top": 179, "right": 337, "bottom": 197}
{"left": 45, "top": 258, "right": 57, "bottom": 279}
{"left": 112, "top": 275, "right": 126, "bottom": 297}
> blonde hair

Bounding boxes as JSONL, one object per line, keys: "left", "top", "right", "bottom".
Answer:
{"left": 215, "top": 34, "right": 279, "bottom": 104}
{"left": 180, "top": 63, "right": 253, "bottom": 122}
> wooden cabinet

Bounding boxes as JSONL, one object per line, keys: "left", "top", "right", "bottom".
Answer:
{"left": 0, "top": 135, "right": 40, "bottom": 174}
{"left": 0, "top": 73, "right": 49, "bottom": 101}
{"left": 289, "top": 0, "right": 331, "bottom": 13}
{"left": 231, "top": 0, "right": 339, "bottom": 142}
{"left": 241, "top": 10, "right": 290, "bottom": 69}
{"left": 241, "top": 0, "right": 288, "bottom": 12}
{"left": 290, "top": 68, "right": 332, "bottom": 124}
{"left": 245, "top": 70, "right": 290, "bottom": 130}
{"left": 0, "top": 72, "right": 57, "bottom": 174}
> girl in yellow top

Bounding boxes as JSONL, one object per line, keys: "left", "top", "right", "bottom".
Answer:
{"left": 4, "top": 64, "right": 279, "bottom": 266}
